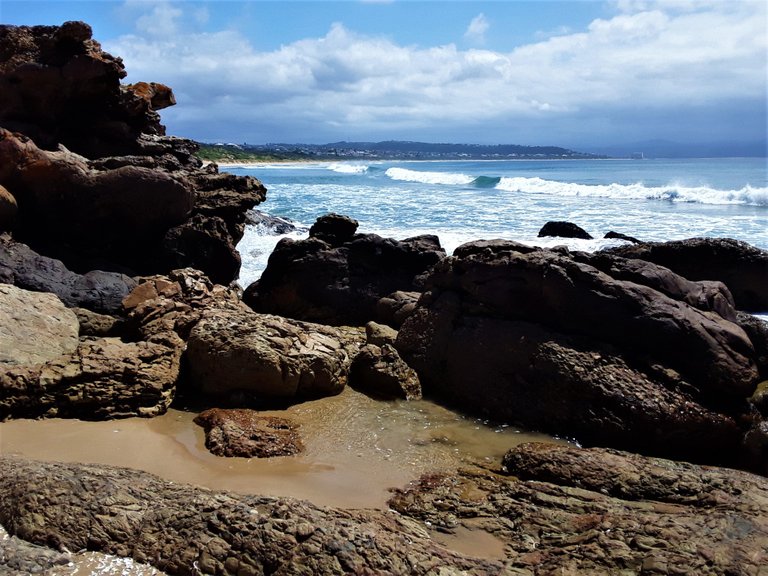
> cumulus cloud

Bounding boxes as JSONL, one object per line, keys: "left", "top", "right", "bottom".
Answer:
{"left": 105, "top": 0, "right": 767, "bottom": 144}
{"left": 464, "top": 13, "right": 490, "bottom": 44}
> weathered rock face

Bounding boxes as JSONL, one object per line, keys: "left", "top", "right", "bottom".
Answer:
{"left": 1, "top": 235, "right": 137, "bottom": 314}
{"left": 0, "top": 284, "right": 79, "bottom": 365}
{"left": 0, "top": 456, "right": 502, "bottom": 575}
{"left": 0, "top": 332, "right": 182, "bottom": 421}
{"left": 375, "top": 290, "right": 421, "bottom": 328}
{"left": 349, "top": 343, "right": 422, "bottom": 400}
{"left": 186, "top": 306, "right": 365, "bottom": 402}
{"left": 244, "top": 220, "right": 446, "bottom": 325}
{"left": 0, "top": 184, "right": 16, "bottom": 232}
{"left": 396, "top": 241, "right": 761, "bottom": 468}
{"left": 308, "top": 212, "right": 359, "bottom": 245}
{"left": 606, "top": 237, "right": 768, "bottom": 311}
{"left": 0, "top": 23, "right": 267, "bottom": 285}
{"left": 389, "top": 442, "right": 768, "bottom": 575}
{"left": 194, "top": 408, "right": 304, "bottom": 458}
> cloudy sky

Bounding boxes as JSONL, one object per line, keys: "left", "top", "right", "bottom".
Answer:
{"left": 3, "top": 1, "right": 766, "bottom": 151}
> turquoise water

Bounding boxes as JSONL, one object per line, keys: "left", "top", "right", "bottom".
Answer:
{"left": 226, "top": 157, "right": 768, "bottom": 287}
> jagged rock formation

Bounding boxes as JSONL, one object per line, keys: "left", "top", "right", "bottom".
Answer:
{"left": 0, "top": 22, "right": 266, "bottom": 284}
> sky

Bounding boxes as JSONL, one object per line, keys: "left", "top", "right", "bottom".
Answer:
{"left": 2, "top": 0, "right": 766, "bottom": 151}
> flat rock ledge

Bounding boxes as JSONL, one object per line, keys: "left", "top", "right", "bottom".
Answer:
{"left": 0, "top": 455, "right": 500, "bottom": 576}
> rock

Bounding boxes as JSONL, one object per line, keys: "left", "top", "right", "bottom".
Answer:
{"left": 365, "top": 320, "right": 398, "bottom": 347}
{"left": 0, "top": 24, "right": 267, "bottom": 285}
{"left": 389, "top": 442, "right": 768, "bottom": 574}
{"left": 0, "top": 235, "right": 137, "bottom": 314}
{"left": 0, "top": 184, "right": 17, "bottom": 231}
{"left": 245, "top": 232, "right": 445, "bottom": 326}
{"left": 186, "top": 306, "right": 365, "bottom": 402}
{"left": 350, "top": 344, "right": 422, "bottom": 400}
{"left": 194, "top": 408, "right": 303, "bottom": 458}
{"left": 737, "top": 312, "right": 768, "bottom": 379}
{"left": 0, "top": 526, "right": 71, "bottom": 575}
{"left": 742, "top": 420, "right": 768, "bottom": 475}
{"left": 72, "top": 307, "right": 121, "bottom": 337}
{"left": 538, "top": 221, "right": 593, "bottom": 240}
{"left": 0, "top": 332, "right": 183, "bottom": 421}
{"left": 0, "top": 456, "right": 503, "bottom": 575}
{"left": 606, "top": 237, "right": 768, "bottom": 311}
{"left": 375, "top": 290, "right": 421, "bottom": 329}
{"left": 0, "top": 284, "right": 79, "bottom": 365}
{"left": 604, "top": 230, "right": 641, "bottom": 243}
{"left": 308, "top": 213, "right": 358, "bottom": 245}
{"left": 246, "top": 209, "right": 300, "bottom": 235}
{"left": 750, "top": 381, "right": 768, "bottom": 417}
{"left": 395, "top": 241, "right": 760, "bottom": 468}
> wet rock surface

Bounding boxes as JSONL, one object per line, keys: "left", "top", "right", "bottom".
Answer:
{"left": 194, "top": 408, "right": 304, "bottom": 458}
{"left": 350, "top": 343, "right": 422, "bottom": 400}
{"left": 0, "top": 456, "right": 502, "bottom": 576}
{"left": 537, "top": 220, "right": 593, "bottom": 239}
{"left": 389, "top": 442, "right": 768, "bottom": 575}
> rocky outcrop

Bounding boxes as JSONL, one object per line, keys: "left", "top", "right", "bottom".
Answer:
{"left": 0, "top": 284, "right": 79, "bottom": 365}
{"left": 194, "top": 408, "right": 304, "bottom": 458}
{"left": 0, "top": 23, "right": 267, "bottom": 285}
{"left": 0, "top": 331, "right": 182, "bottom": 420}
{"left": 186, "top": 306, "right": 365, "bottom": 403}
{"left": 246, "top": 209, "right": 300, "bottom": 235}
{"left": 308, "top": 212, "right": 359, "bottom": 245}
{"left": 389, "top": 442, "right": 768, "bottom": 575}
{"left": 0, "top": 456, "right": 502, "bottom": 575}
{"left": 375, "top": 290, "right": 421, "bottom": 328}
{"left": 396, "top": 241, "right": 761, "bottom": 468}
{"left": 538, "top": 220, "right": 593, "bottom": 239}
{"left": 0, "top": 526, "right": 71, "bottom": 575}
{"left": 1, "top": 235, "right": 136, "bottom": 314}
{"left": 244, "top": 217, "right": 445, "bottom": 325}
{"left": 350, "top": 344, "right": 422, "bottom": 400}
{"left": 606, "top": 237, "right": 768, "bottom": 311}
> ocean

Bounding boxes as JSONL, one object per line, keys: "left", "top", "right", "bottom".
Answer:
{"left": 230, "top": 157, "right": 768, "bottom": 290}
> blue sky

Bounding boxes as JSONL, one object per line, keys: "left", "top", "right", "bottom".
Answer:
{"left": 2, "top": 1, "right": 766, "bottom": 150}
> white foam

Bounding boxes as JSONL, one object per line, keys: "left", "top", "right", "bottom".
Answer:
{"left": 237, "top": 227, "right": 309, "bottom": 288}
{"left": 385, "top": 167, "right": 475, "bottom": 186}
{"left": 327, "top": 162, "right": 369, "bottom": 174}
{"left": 495, "top": 177, "right": 768, "bottom": 206}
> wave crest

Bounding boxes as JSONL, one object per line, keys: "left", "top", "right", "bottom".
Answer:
{"left": 327, "top": 163, "right": 369, "bottom": 174}
{"left": 495, "top": 177, "right": 768, "bottom": 206}
{"left": 385, "top": 167, "right": 475, "bottom": 185}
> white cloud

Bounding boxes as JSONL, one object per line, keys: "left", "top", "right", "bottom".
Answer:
{"left": 105, "top": 0, "right": 767, "bottom": 144}
{"left": 464, "top": 13, "right": 490, "bottom": 45}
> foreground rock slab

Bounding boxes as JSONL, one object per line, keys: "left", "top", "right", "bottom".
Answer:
{"left": 389, "top": 442, "right": 768, "bottom": 575}
{"left": 0, "top": 456, "right": 502, "bottom": 575}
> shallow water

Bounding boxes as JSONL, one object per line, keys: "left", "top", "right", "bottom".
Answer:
{"left": 0, "top": 388, "right": 557, "bottom": 509}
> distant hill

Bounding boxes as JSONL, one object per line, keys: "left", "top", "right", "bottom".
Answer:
{"left": 197, "top": 141, "right": 605, "bottom": 162}
{"left": 582, "top": 140, "right": 767, "bottom": 159}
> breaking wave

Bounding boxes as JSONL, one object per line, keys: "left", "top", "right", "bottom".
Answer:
{"left": 385, "top": 167, "right": 475, "bottom": 185}
{"left": 327, "top": 163, "right": 370, "bottom": 174}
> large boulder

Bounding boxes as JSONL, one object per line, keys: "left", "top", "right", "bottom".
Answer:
{"left": 186, "top": 306, "right": 365, "bottom": 402}
{"left": 538, "top": 220, "right": 593, "bottom": 239}
{"left": 606, "top": 237, "right": 768, "bottom": 311}
{"left": 396, "top": 241, "right": 761, "bottom": 468}
{"left": 244, "top": 219, "right": 445, "bottom": 326}
{"left": 0, "top": 235, "right": 136, "bottom": 314}
{"left": 0, "top": 284, "right": 79, "bottom": 365}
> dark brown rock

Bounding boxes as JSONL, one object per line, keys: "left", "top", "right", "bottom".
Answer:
{"left": 245, "top": 233, "right": 445, "bottom": 326}
{"left": 538, "top": 220, "right": 593, "bottom": 239}
{"left": 606, "top": 237, "right": 768, "bottom": 311}
{"left": 0, "top": 456, "right": 503, "bottom": 575}
{"left": 395, "top": 241, "right": 761, "bottom": 468}
{"left": 194, "top": 408, "right": 303, "bottom": 458}
{"left": 0, "top": 184, "right": 17, "bottom": 232}
{"left": 375, "top": 290, "right": 421, "bottom": 328}
{"left": 604, "top": 230, "right": 641, "bottom": 243}
{"left": 737, "top": 311, "right": 768, "bottom": 380}
{"left": 350, "top": 343, "right": 422, "bottom": 400}
{"left": 308, "top": 212, "right": 358, "bottom": 245}
{"left": 389, "top": 442, "right": 768, "bottom": 575}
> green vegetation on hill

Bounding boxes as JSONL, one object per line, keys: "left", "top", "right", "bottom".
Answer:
{"left": 196, "top": 143, "right": 312, "bottom": 163}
